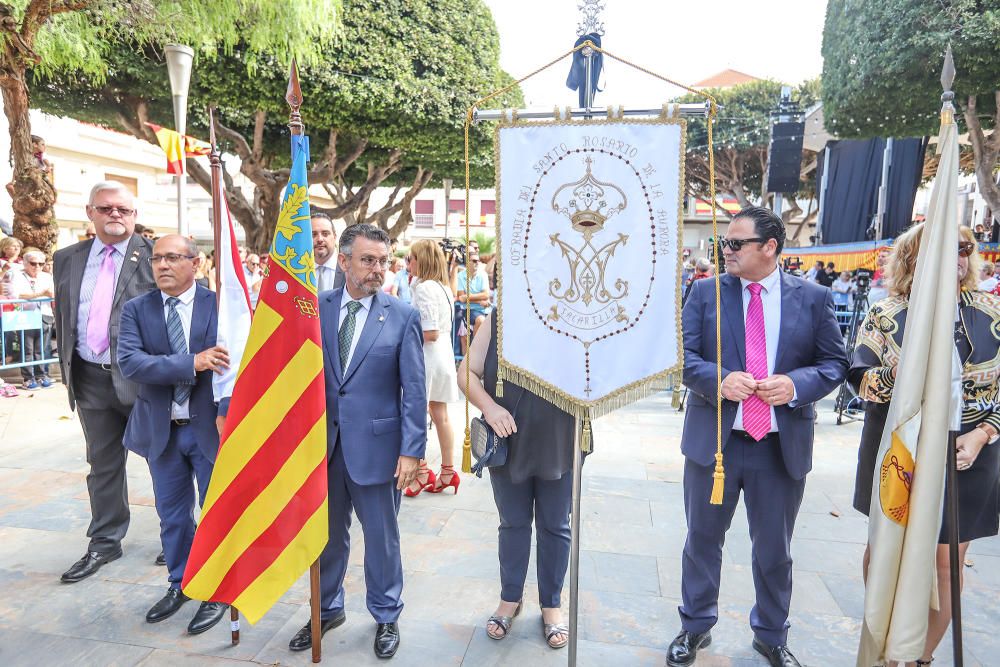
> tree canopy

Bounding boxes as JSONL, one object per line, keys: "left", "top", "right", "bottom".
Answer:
{"left": 2, "top": 0, "right": 342, "bottom": 253}
{"left": 30, "top": 0, "right": 520, "bottom": 250}
{"left": 822, "top": 0, "right": 1000, "bottom": 214}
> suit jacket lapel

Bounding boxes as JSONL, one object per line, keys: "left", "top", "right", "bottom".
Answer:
{"left": 343, "top": 291, "right": 389, "bottom": 385}
{"left": 68, "top": 239, "right": 94, "bottom": 334}
{"left": 191, "top": 288, "right": 213, "bottom": 351}
{"left": 722, "top": 274, "right": 747, "bottom": 371}
{"left": 112, "top": 235, "right": 145, "bottom": 310}
{"left": 774, "top": 272, "right": 803, "bottom": 372}
{"left": 148, "top": 291, "right": 170, "bottom": 354}
{"left": 323, "top": 289, "right": 344, "bottom": 381}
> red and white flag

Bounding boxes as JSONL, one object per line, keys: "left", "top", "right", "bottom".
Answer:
{"left": 212, "top": 178, "right": 253, "bottom": 403}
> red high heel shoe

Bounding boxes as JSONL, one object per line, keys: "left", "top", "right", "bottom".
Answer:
{"left": 429, "top": 465, "right": 460, "bottom": 494}
{"left": 404, "top": 465, "right": 436, "bottom": 497}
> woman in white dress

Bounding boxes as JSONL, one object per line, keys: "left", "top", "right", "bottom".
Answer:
{"left": 404, "top": 240, "right": 462, "bottom": 496}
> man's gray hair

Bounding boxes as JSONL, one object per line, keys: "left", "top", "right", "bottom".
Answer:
{"left": 22, "top": 249, "right": 45, "bottom": 263}
{"left": 695, "top": 257, "right": 712, "bottom": 271}
{"left": 340, "top": 223, "right": 390, "bottom": 255}
{"left": 88, "top": 181, "right": 134, "bottom": 205}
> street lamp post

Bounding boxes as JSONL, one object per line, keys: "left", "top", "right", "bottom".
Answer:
{"left": 442, "top": 178, "right": 453, "bottom": 239}
{"left": 165, "top": 44, "right": 194, "bottom": 236}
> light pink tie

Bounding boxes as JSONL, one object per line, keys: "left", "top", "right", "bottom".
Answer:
{"left": 86, "top": 244, "right": 116, "bottom": 355}
{"left": 742, "top": 283, "right": 771, "bottom": 440}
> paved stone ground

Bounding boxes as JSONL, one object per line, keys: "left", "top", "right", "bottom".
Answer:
{"left": 0, "top": 383, "right": 997, "bottom": 666}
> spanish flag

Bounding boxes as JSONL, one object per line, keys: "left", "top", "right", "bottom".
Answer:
{"left": 145, "top": 122, "right": 212, "bottom": 174}
{"left": 182, "top": 133, "right": 328, "bottom": 624}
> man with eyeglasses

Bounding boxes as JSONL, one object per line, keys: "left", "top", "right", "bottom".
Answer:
{"left": 11, "top": 249, "right": 54, "bottom": 388}
{"left": 288, "top": 223, "right": 426, "bottom": 658}
{"left": 53, "top": 181, "right": 158, "bottom": 583}
{"left": 667, "top": 206, "right": 848, "bottom": 667}
{"left": 117, "top": 234, "right": 230, "bottom": 635}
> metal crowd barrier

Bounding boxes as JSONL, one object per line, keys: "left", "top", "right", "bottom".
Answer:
{"left": 0, "top": 297, "right": 58, "bottom": 372}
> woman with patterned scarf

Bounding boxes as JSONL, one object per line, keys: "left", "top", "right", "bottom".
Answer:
{"left": 849, "top": 223, "right": 1000, "bottom": 667}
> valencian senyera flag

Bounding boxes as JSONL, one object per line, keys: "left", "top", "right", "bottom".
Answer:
{"left": 494, "top": 108, "right": 685, "bottom": 421}
{"left": 183, "top": 134, "right": 327, "bottom": 624}
{"left": 856, "top": 95, "right": 963, "bottom": 665}
{"left": 145, "top": 122, "right": 212, "bottom": 174}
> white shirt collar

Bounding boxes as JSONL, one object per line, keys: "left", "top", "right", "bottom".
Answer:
{"left": 740, "top": 264, "right": 781, "bottom": 293}
{"left": 319, "top": 255, "right": 339, "bottom": 269}
{"left": 341, "top": 291, "right": 375, "bottom": 312}
{"left": 160, "top": 282, "right": 198, "bottom": 306}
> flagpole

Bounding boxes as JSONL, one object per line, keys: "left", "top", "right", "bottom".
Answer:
{"left": 940, "top": 46, "right": 963, "bottom": 667}
{"left": 205, "top": 106, "right": 240, "bottom": 646}
{"left": 284, "top": 57, "right": 323, "bottom": 665}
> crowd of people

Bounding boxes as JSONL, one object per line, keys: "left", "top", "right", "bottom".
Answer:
{"left": 6, "top": 183, "right": 1000, "bottom": 666}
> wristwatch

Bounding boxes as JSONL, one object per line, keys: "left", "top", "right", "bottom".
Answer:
{"left": 975, "top": 422, "right": 1000, "bottom": 444}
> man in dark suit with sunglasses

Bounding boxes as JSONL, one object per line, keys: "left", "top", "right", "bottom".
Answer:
{"left": 666, "top": 206, "right": 848, "bottom": 667}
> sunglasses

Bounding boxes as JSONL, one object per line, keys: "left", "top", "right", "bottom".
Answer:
{"left": 959, "top": 241, "right": 975, "bottom": 258}
{"left": 27, "top": 261, "right": 45, "bottom": 267}
{"left": 718, "top": 237, "right": 765, "bottom": 252}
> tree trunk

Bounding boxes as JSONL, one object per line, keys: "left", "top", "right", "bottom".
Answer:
{"left": 0, "top": 59, "right": 56, "bottom": 254}
{"left": 963, "top": 93, "right": 1000, "bottom": 219}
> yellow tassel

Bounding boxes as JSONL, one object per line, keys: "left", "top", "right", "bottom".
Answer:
{"left": 709, "top": 452, "right": 725, "bottom": 505}
{"left": 582, "top": 415, "right": 592, "bottom": 454}
{"left": 461, "top": 425, "right": 472, "bottom": 473}
{"left": 496, "top": 364, "right": 505, "bottom": 398}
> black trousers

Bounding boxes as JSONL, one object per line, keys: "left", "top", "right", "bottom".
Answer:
{"left": 72, "top": 356, "right": 132, "bottom": 554}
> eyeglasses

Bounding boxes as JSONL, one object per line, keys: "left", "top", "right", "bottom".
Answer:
{"left": 91, "top": 205, "right": 136, "bottom": 217}
{"left": 26, "top": 261, "right": 45, "bottom": 267}
{"left": 718, "top": 237, "right": 765, "bottom": 252}
{"left": 148, "top": 254, "right": 195, "bottom": 265}
{"left": 351, "top": 254, "right": 391, "bottom": 269}
{"left": 958, "top": 241, "right": 975, "bottom": 258}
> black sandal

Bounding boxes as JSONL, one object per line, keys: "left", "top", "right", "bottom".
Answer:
{"left": 916, "top": 659, "right": 934, "bottom": 665}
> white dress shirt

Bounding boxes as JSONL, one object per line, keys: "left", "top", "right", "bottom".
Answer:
{"left": 161, "top": 283, "right": 197, "bottom": 419}
{"left": 317, "top": 257, "right": 338, "bottom": 292}
{"left": 733, "top": 265, "right": 782, "bottom": 433}
{"left": 338, "top": 292, "right": 374, "bottom": 370}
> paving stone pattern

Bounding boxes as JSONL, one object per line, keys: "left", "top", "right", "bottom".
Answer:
{"left": 0, "top": 385, "right": 996, "bottom": 666}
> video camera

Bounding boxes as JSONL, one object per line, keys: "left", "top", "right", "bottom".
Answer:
{"left": 854, "top": 268, "right": 873, "bottom": 296}
{"left": 439, "top": 238, "right": 467, "bottom": 266}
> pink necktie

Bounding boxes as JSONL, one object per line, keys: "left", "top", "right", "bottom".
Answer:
{"left": 86, "top": 245, "right": 116, "bottom": 355}
{"left": 742, "top": 283, "right": 771, "bottom": 440}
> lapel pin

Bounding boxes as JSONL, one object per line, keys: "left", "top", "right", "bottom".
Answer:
{"left": 379, "top": 315, "right": 385, "bottom": 322}
{"left": 130, "top": 250, "right": 139, "bottom": 262}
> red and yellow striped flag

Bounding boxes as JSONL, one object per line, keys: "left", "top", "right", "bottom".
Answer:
{"left": 182, "top": 135, "right": 327, "bottom": 624}
{"left": 145, "top": 122, "right": 212, "bottom": 174}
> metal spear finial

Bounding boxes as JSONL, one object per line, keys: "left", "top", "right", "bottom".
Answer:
{"left": 208, "top": 106, "right": 221, "bottom": 165}
{"left": 287, "top": 57, "right": 304, "bottom": 136}
{"left": 940, "top": 44, "right": 955, "bottom": 103}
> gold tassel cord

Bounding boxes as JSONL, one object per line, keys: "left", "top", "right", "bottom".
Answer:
{"left": 706, "top": 100, "right": 725, "bottom": 505}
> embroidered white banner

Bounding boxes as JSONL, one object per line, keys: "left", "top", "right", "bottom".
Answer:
{"left": 495, "top": 116, "right": 685, "bottom": 416}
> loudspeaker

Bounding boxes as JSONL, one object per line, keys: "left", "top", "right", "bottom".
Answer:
{"left": 766, "top": 121, "right": 805, "bottom": 193}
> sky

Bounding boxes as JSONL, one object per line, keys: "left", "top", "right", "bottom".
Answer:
{"left": 483, "top": 0, "right": 829, "bottom": 108}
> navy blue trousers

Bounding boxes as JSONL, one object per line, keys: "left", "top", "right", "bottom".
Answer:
{"left": 679, "top": 433, "right": 805, "bottom": 647}
{"left": 319, "top": 441, "right": 404, "bottom": 623}
{"left": 489, "top": 469, "right": 573, "bottom": 608}
{"left": 147, "top": 423, "right": 213, "bottom": 589}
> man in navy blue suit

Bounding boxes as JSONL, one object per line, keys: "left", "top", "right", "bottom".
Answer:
{"left": 287, "top": 223, "right": 426, "bottom": 659}
{"left": 667, "top": 207, "right": 848, "bottom": 667}
{"left": 117, "top": 234, "right": 231, "bottom": 635}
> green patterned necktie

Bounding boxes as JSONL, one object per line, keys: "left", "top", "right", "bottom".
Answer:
{"left": 339, "top": 300, "right": 363, "bottom": 370}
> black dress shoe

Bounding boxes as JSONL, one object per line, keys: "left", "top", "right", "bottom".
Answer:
{"left": 374, "top": 622, "right": 400, "bottom": 659}
{"left": 288, "top": 612, "right": 347, "bottom": 651}
{"left": 60, "top": 549, "right": 123, "bottom": 583}
{"left": 188, "top": 601, "right": 229, "bottom": 635}
{"left": 146, "top": 588, "right": 191, "bottom": 623}
{"left": 155, "top": 551, "right": 166, "bottom": 566}
{"left": 752, "top": 638, "right": 802, "bottom": 667}
{"left": 666, "top": 629, "right": 711, "bottom": 667}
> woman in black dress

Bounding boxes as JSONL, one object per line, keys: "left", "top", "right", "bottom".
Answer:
{"left": 457, "top": 313, "right": 577, "bottom": 649}
{"left": 850, "top": 223, "right": 1000, "bottom": 666}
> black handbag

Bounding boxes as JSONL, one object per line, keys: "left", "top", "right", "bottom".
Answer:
{"left": 470, "top": 416, "right": 508, "bottom": 478}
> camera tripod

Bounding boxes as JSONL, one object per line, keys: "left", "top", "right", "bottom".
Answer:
{"left": 835, "top": 289, "right": 869, "bottom": 424}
